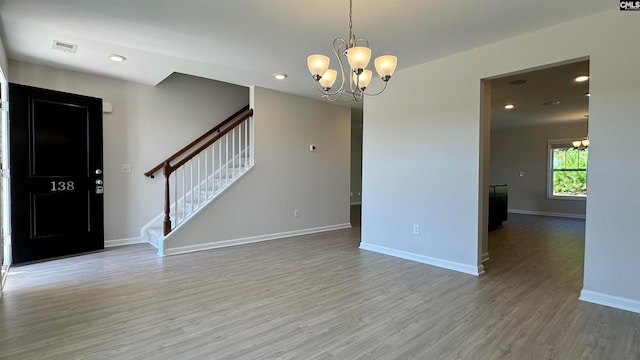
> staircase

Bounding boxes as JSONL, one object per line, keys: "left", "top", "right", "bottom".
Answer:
{"left": 143, "top": 106, "right": 254, "bottom": 255}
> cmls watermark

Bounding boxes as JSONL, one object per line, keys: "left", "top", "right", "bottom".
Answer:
{"left": 620, "top": 1, "right": 640, "bottom": 10}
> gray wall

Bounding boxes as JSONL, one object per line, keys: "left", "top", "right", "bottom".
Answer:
{"left": 9, "top": 61, "right": 249, "bottom": 242}
{"left": 362, "top": 8, "right": 640, "bottom": 313}
{"left": 0, "top": 36, "right": 7, "bottom": 74}
{"left": 490, "top": 123, "right": 588, "bottom": 217}
{"left": 8, "top": 62, "right": 352, "bottom": 255}
{"left": 165, "top": 87, "right": 351, "bottom": 252}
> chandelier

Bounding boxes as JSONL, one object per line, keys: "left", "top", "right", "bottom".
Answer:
{"left": 572, "top": 136, "right": 590, "bottom": 149}
{"left": 306, "top": 0, "right": 397, "bottom": 102}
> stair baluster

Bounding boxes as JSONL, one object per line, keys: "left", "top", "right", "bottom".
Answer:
{"left": 145, "top": 107, "right": 253, "bottom": 239}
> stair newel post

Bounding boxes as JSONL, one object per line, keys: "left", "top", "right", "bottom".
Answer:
{"left": 163, "top": 161, "right": 173, "bottom": 236}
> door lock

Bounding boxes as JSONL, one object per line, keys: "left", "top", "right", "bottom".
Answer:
{"left": 95, "top": 179, "right": 104, "bottom": 194}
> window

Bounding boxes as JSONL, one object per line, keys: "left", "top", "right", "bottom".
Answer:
{"left": 548, "top": 139, "right": 588, "bottom": 199}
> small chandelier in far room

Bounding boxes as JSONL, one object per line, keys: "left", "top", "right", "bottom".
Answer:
{"left": 572, "top": 136, "right": 590, "bottom": 149}
{"left": 306, "top": 0, "right": 397, "bottom": 102}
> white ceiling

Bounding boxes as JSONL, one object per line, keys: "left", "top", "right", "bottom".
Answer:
{"left": 0, "top": 0, "right": 605, "bottom": 123}
{"left": 490, "top": 59, "right": 590, "bottom": 130}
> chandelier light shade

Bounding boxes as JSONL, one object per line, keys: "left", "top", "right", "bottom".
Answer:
{"left": 319, "top": 69, "right": 338, "bottom": 90}
{"left": 375, "top": 55, "right": 398, "bottom": 81}
{"left": 346, "top": 46, "right": 371, "bottom": 73}
{"left": 306, "top": 0, "right": 397, "bottom": 102}
{"left": 572, "top": 136, "right": 590, "bottom": 149}
{"left": 353, "top": 70, "right": 372, "bottom": 90}
{"left": 307, "top": 55, "right": 330, "bottom": 80}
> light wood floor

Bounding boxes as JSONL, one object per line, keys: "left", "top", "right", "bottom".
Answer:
{"left": 1, "top": 214, "right": 639, "bottom": 359}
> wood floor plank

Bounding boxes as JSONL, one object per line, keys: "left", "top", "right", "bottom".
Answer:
{"left": 1, "top": 214, "right": 639, "bottom": 359}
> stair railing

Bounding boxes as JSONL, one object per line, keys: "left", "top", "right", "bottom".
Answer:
{"left": 145, "top": 106, "right": 254, "bottom": 235}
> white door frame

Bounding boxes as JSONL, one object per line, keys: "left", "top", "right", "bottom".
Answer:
{"left": 1, "top": 67, "right": 11, "bottom": 290}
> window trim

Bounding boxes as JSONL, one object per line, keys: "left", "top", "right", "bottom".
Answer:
{"left": 547, "top": 139, "right": 588, "bottom": 201}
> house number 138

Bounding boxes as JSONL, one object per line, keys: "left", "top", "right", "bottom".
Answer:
{"left": 50, "top": 181, "right": 75, "bottom": 192}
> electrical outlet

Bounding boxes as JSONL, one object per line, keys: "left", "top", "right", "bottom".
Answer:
{"left": 121, "top": 164, "right": 131, "bottom": 174}
{"left": 294, "top": 209, "right": 299, "bottom": 218}
{"left": 413, "top": 224, "right": 420, "bottom": 235}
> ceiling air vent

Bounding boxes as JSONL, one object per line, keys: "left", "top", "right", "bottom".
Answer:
{"left": 52, "top": 40, "right": 78, "bottom": 54}
{"left": 508, "top": 79, "right": 527, "bottom": 86}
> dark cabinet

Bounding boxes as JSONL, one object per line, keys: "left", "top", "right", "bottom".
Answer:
{"left": 489, "top": 184, "right": 508, "bottom": 231}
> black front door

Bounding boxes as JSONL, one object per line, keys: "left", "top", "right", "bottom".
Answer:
{"left": 9, "top": 83, "right": 104, "bottom": 264}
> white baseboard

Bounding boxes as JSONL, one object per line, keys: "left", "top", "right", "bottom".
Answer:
{"left": 508, "top": 209, "right": 586, "bottom": 219}
{"left": 105, "top": 237, "right": 146, "bottom": 248}
{"left": 163, "top": 223, "right": 352, "bottom": 256}
{"left": 359, "top": 242, "right": 484, "bottom": 276}
{"left": 482, "top": 252, "right": 490, "bottom": 263}
{"left": 579, "top": 289, "right": 640, "bottom": 314}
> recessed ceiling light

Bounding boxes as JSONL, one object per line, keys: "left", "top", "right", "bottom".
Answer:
{"left": 575, "top": 75, "right": 589, "bottom": 82}
{"left": 274, "top": 73, "right": 288, "bottom": 80}
{"left": 108, "top": 54, "right": 126, "bottom": 62}
{"left": 541, "top": 100, "right": 561, "bottom": 106}
{"left": 504, "top": 104, "right": 515, "bottom": 109}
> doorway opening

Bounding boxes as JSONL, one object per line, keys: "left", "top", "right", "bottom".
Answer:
{"left": 350, "top": 107, "right": 363, "bottom": 227}
{"left": 481, "top": 58, "right": 589, "bottom": 270}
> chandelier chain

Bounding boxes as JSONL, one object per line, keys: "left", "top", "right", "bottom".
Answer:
{"left": 348, "top": 0, "right": 353, "bottom": 47}
{"left": 349, "top": 0, "right": 352, "bottom": 30}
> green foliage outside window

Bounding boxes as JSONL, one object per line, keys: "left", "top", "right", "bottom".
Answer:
{"left": 552, "top": 147, "right": 588, "bottom": 196}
